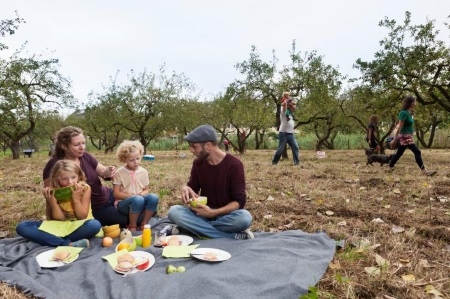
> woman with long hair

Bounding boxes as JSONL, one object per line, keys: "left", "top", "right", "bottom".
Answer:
{"left": 387, "top": 96, "right": 436, "bottom": 176}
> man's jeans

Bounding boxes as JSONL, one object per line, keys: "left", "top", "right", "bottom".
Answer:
{"left": 167, "top": 205, "right": 252, "bottom": 239}
{"left": 272, "top": 132, "right": 300, "bottom": 165}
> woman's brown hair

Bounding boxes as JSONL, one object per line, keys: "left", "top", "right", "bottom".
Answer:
{"left": 401, "top": 95, "right": 416, "bottom": 110}
{"left": 53, "top": 126, "right": 83, "bottom": 158}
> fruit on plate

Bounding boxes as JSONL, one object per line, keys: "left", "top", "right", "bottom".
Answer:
{"left": 102, "top": 237, "right": 113, "bottom": 247}
{"left": 166, "top": 265, "right": 177, "bottom": 274}
{"left": 135, "top": 257, "right": 150, "bottom": 270}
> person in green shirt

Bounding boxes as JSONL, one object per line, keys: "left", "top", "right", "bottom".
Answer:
{"left": 387, "top": 95, "right": 436, "bottom": 176}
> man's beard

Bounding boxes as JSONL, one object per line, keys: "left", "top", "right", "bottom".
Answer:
{"left": 197, "top": 148, "right": 209, "bottom": 160}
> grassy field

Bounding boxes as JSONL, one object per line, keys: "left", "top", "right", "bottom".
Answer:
{"left": 1, "top": 149, "right": 449, "bottom": 298}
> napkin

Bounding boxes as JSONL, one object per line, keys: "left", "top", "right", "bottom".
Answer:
{"left": 39, "top": 220, "right": 102, "bottom": 238}
{"left": 102, "top": 249, "right": 129, "bottom": 269}
{"left": 162, "top": 244, "right": 199, "bottom": 258}
{"left": 52, "top": 246, "right": 84, "bottom": 263}
{"left": 39, "top": 220, "right": 86, "bottom": 237}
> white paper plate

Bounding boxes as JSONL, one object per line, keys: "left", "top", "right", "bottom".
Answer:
{"left": 36, "top": 249, "right": 79, "bottom": 268}
{"left": 190, "top": 248, "right": 231, "bottom": 262}
{"left": 165, "top": 235, "right": 194, "bottom": 246}
{"left": 114, "top": 251, "right": 155, "bottom": 275}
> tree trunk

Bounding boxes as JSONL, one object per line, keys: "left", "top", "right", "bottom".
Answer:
{"left": 10, "top": 141, "right": 21, "bottom": 160}
{"left": 254, "top": 130, "right": 265, "bottom": 149}
{"left": 238, "top": 130, "right": 246, "bottom": 154}
{"left": 416, "top": 119, "right": 440, "bottom": 149}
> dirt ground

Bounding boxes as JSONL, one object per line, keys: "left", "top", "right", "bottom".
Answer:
{"left": 1, "top": 149, "right": 449, "bottom": 298}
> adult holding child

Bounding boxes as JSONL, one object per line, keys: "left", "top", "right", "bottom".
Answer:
{"left": 387, "top": 95, "right": 436, "bottom": 176}
{"left": 43, "top": 126, "right": 129, "bottom": 227}
{"left": 168, "top": 124, "right": 254, "bottom": 240}
{"left": 16, "top": 160, "right": 101, "bottom": 247}
{"left": 112, "top": 140, "right": 159, "bottom": 232}
{"left": 272, "top": 91, "right": 300, "bottom": 166}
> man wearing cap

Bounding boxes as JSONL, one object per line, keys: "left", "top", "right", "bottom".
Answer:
{"left": 272, "top": 92, "right": 300, "bottom": 165}
{"left": 167, "top": 124, "right": 254, "bottom": 240}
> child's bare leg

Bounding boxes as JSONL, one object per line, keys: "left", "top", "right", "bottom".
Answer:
{"left": 128, "top": 213, "right": 139, "bottom": 232}
{"left": 140, "top": 210, "right": 155, "bottom": 229}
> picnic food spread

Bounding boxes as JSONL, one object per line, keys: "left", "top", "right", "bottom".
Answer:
{"left": 38, "top": 226, "right": 231, "bottom": 275}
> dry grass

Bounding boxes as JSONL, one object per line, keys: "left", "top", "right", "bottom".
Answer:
{"left": 1, "top": 149, "right": 449, "bottom": 298}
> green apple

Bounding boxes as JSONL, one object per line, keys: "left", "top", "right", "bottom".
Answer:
{"left": 134, "top": 236, "right": 142, "bottom": 246}
{"left": 166, "top": 265, "right": 177, "bottom": 274}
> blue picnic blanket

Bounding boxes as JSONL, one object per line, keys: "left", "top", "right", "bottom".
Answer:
{"left": 0, "top": 224, "right": 336, "bottom": 299}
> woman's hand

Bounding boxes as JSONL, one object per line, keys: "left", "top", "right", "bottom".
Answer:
{"left": 103, "top": 165, "right": 116, "bottom": 179}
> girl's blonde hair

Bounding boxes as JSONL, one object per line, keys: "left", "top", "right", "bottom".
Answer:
{"left": 49, "top": 160, "right": 87, "bottom": 188}
{"left": 282, "top": 91, "right": 290, "bottom": 97}
{"left": 116, "top": 140, "right": 144, "bottom": 163}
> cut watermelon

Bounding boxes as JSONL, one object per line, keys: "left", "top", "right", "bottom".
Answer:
{"left": 53, "top": 186, "right": 73, "bottom": 203}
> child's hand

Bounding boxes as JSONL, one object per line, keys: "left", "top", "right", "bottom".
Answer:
{"left": 42, "top": 187, "right": 56, "bottom": 204}
{"left": 71, "top": 183, "right": 83, "bottom": 201}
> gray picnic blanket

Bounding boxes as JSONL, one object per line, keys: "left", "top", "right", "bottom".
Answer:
{"left": 0, "top": 225, "right": 336, "bottom": 299}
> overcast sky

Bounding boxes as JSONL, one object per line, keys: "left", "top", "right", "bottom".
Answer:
{"left": 1, "top": 1, "right": 449, "bottom": 103}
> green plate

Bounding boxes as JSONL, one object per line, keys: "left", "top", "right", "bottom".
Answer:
{"left": 53, "top": 186, "right": 73, "bottom": 203}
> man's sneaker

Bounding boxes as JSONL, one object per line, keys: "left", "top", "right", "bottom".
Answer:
{"left": 161, "top": 225, "right": 181, "bottom": 236}
{"left": 234, "top": 229, "right": 254, "bottom": 240}
{"left": 171, "top": 225, "right": 180, "bottom": 235}
{"left": 70, "top": 239, "right": 90, "bottom": 248}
